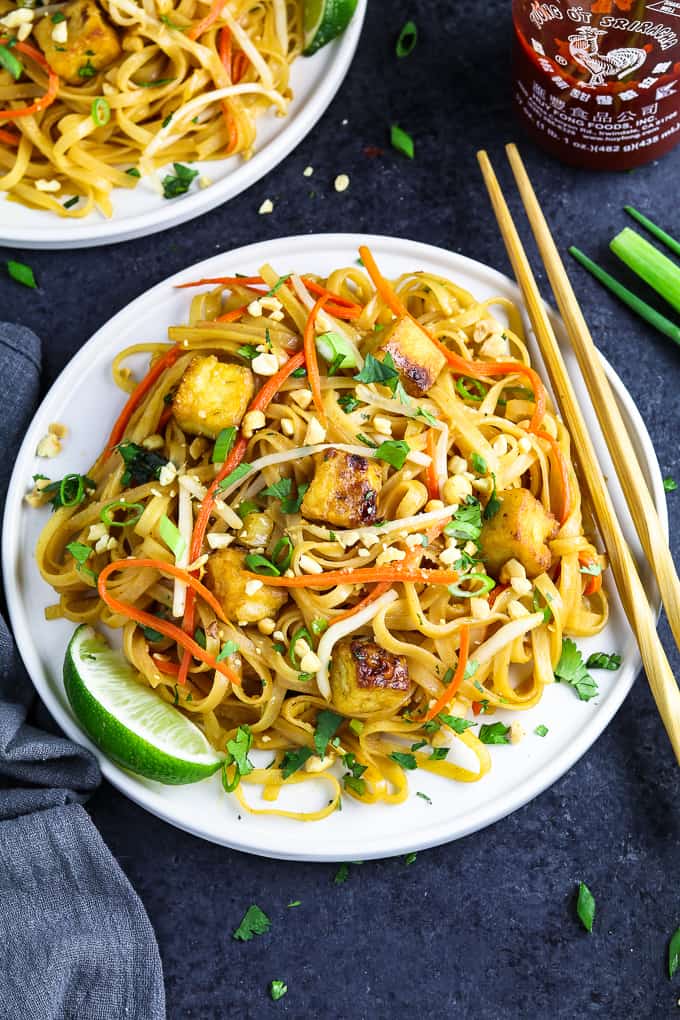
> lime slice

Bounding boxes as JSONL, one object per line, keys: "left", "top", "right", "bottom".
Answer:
{"left": 63, "top": 625, "right": 222, "bottom": 784}
{"left": 303, "top": 0, "right": 358, "bottom": 55}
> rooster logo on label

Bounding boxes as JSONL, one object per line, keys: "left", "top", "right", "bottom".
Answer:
{"left": 568, "top": 27, "right": 647, "bottom": 86}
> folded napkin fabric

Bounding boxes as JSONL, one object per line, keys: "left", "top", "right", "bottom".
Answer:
{"left": 0, "top": 323, "right": 165, "bottom": 1020}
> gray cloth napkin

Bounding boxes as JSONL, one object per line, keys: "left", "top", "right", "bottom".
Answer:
{"left": 0, "top": 323, "right": 165, "bottom": 1020}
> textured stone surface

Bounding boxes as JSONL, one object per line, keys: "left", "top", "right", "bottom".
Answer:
{"left": 2, "top": 1, "right": 679, "bottom": 1017}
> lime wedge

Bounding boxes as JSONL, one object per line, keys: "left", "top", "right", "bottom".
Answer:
{"left": 63, "top": 625, "right": 222, "bottom": 784}
{"left": 303, "top": 0, "right": 358, "bottom": 55}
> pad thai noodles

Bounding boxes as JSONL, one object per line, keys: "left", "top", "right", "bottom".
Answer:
{"left": 0, "top": 0, "right": 303, "bottom": 217}
{"left": 32, "top": 245, "right": 608, "bottom": 820}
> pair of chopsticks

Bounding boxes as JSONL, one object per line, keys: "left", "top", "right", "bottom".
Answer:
{"left": 477, "top": 145, "right": 680, "bottom": 765}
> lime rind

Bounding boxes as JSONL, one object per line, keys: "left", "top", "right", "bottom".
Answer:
{"left": 303, "top": 0, "right": 358, "bottom": 56}
{"left": 64, "top": 625, "right": 222, "bottom": 785}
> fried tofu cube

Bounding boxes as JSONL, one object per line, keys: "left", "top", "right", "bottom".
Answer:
{"left": 301, "top": 449, "right": 382, "bottom": 528}
{"left": 204, "top": 548, "right": 286, "bottom": 624}
{"left": 375, "top": 316, "right": 446, "bottom": 396}
{"left": 329, "top": 637, "right": 411, "bottom": 715}
{"left": 35, "top": 0, "right": 121, "bottom": 85}
{"left": 173, "top": 356, "right": 254, "bottom": 439}
{"left": 481, "top": 487, "right": 558, "bottom": 579}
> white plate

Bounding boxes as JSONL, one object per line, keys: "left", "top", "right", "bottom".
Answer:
{"left": 2, "top": 234, "right": 666, "bottom": 861}
{"left": 0, "top": 4, "right": 365, "bottom": 250}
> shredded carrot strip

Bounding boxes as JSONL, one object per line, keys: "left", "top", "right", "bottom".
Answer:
{"left": 488, "top": 582, "right": 508, "bottom": 608}
{"left": 232, "top": 50, "right": 249, "bottom": 83}
{"left": 153, "top": 657, "right": 181, "bottom": 676}
{"left": 187, "top": 0, "right": 225, "bottom": 40}
{"left": 304, "top": 293, "right": 329, "bottom": 423}
{"left": 243, "top": 566, "right": 459, "bottom": 588}
{"left": 216, "top": 306, "right": 248, "bottom": 323}
{"left": 422, "top": 624, "right": 471, "bottom": 721}
{"left": 176, "top": 276, "right": 265, "bottom": 289}
{"left": 578, "top": 552, "right": 602, "bottom": 597}
{"left": 0, "top": 40, "right": 59, "bottom": 122}
{"left": 0, "top": 127, "right": 19, "bottom": 145}
{"left": 536, "top": 430, "right": 573, "bottom": 525}
{"left": 157, "top": 403, "right": 173, "bottom": 431}
{"left": 425, "top": 429, "right": 439, "bottom": 500}
{"left": 104, "top": 344, "right": 182, "bottom": 458}
{"left": 331, "top": 582, "right": 393, "bottom": 625}
{"left": 97, "top": 560, "right": 241, "bottom": 686}
{"left": 299, "top": 279, "right": 362, "bottom": 319}
{"left": 177, "top": 350, "right": 306, "bottom": 684}
{"left": 358, "top": 244, "right": 547, "bottom": 433}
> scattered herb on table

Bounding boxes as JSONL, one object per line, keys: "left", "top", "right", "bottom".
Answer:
{"left": 232, "top": 904, "right": 271, "bottom": 941}
{"left": 576, "top": 882, "right": 595, "bottom": 933}
{"left": 391, "top": 123, "right": 414, "bottom": 159}
{"left": 7, "top": 260, "right": 36, "bottom": 288}
{"left": 269, "top": 980, "right": 287, "bottom": 1001}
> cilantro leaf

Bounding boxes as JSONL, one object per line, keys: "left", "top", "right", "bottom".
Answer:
{"left": 389, "top": 751, "right": 417, "bottom": 770}
{"left": 338, "top": 392, "right": 360, "bottom": 414}
{"left": 281, "top": 482, "right": 309, "bottom": 515}
{"left": 663, "top": 477, "right": 677, "bottom": 493}
{"left": 232, "top": 904, "right": 271, "bottom": 941}
{"left": 483, "top": 473, "right": 501, "bottom": 521}
{"left": 554, "top": 638, "right": 599, "bottom": 701}
{"left": 404, "top": 851, "right": 417, "bottom": 865}
{"left": 162, "top": 162, "right": 199, "bottom": 199}
{"left": 314, "top": 710, "right": 343, "bottom": 757}
{"left": 585, "top": 652, "right": 621, "bottom": 671}
{"left": 374, "top": 439, "right": 409, "bottom": 470}
{"left": 117, "top": 442, "right": 167, "bottom": 487}
{"left": 261, "top": 477, "right": 292, "bottom": 501}
{"left": 66, "top": 541, "right": 92, "bottom": 565}
{"left": 478, "top": 722, "right": 510, "bottom": 745}
{"left": 269, "top": 980, "right": 288, "bottom": 1001}
{"left": 669, "top": 925, "right": 680, "bottom": 979}
{"left": 445, "top": 496, "right": 482, "bottom": 542}
{"left": 534, "top": 724, "right": 549, "bottom": 737}
{"left": 439, "top": 713, "right": 476, "bottom": 734}
{"left": 280, "top": 746, "right": 313, "bottom": 778}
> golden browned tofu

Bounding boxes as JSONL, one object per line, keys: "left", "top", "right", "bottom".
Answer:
{"left": 329, "top": 637, "right": 411, "bottom": 715}
{"left": 173, "top": 356, "right": 254, "bottom": 439}
{"left": 481, "top": 487, "right": 558, "bottom": 579}
{"left": 238, "top": 511, "right": 274, "bottom": 549}
{"left": 375, "top": 316, "right": 446, "bottom": 396}
{"left": 204, "top": 548, "right": 286, "bottom": 623}
{"left": 35, "top": 0, "right": 121, "bottom": 85}
{"left": 301, "top": 449, "right": 383, "bottom": 528}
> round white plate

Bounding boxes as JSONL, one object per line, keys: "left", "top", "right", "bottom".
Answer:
{"left": 0, "top": 4, "right": 365, "bottom": 250}
{"left": 3, "top": 234, "right": 666, "bottom": 861}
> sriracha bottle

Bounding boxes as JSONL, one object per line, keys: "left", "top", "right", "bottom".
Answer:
{"left": 512, "top": 0, "right": 680, "bottom": 169}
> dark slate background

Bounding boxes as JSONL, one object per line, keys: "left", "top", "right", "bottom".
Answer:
{"left": 2, "top": 1, "right": 679, "bottom": 1017}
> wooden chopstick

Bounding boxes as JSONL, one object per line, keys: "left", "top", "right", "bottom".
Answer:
{"left": 506, "top": 143, "right": 680, "bottom": 656}
{"left": 476, "top": 149, "right": 680, "bottom": 765}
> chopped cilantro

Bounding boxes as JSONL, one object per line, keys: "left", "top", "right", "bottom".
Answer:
{"left": 117, "top": 441, "right": 166, "bottom": 486}
{"left": 664, "top": 477, "right": 677, "bottom": 492}
{"left": 534, "top": 724, "right": 549, "bottom": 737}
{"left": 471, "top": 452, "right": 487, "bottom": 474}
{"left": 314, "top": 709, "right": 343, "bottom": 757}
{"left": 444, "top": 496, "right": 482, "bottom": 543}
{"left": 374, "top": 439, "right": 409, "bottom": 470}
{"left": 338, "top": 392, "right": 360, "bottom": 414}
{"left": 334, "top": 863, "right": 350, "bottom": 884}
{"left": 404, "top": 852, "right": 417, "bottom": 865}
{"left": 389, "top": 751, "right": 417, "bottom": 770}
{"left": 7, "top": 260, "right": 36, "bottom": 289}
{"left": 269, "top": 980, "right": 287, "bottom": 1001}
{"left": 161, "top": 162, "right": 198, "bottom": 199}
{"left": 585, "top": 652, "right": 621, "bottom": 671}
{"left": 391, "top": 123, "right": 414, "bottom": 159}
{"left": 478, "top": 722, "right": 510, "bottom": 745}
{"left": 669, "top": 925, "right": 680, "bottom": 978}
{"left": 232, "top": 904, "right": 271, "bottom": 941}
{"left": 416, "top": 791, "right": 432, "bottom": 805}
{"left": 554, "top": 638, "right": 599, "bottom": 701}
{"left": 280, "top": 746, "right": 314, "bottom": 778}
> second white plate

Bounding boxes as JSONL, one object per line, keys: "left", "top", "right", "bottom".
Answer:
{"left": 0, "top": 3, "right": 365, "bottom": 250}
{"left": 2, "top": 233, "right": 666, "bottom": 860}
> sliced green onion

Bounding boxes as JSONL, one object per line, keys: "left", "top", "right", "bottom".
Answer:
{"left": 315, "top": 331, "right": 358, "bottom": 369}
{"left": 212, "top": 426, "right": 236, "bottom": 463}
{"left": 447, "top": 574, "right": 495, "bottom": 599}
{"left": 456, "top": 377, "right": 487, "bottom": 402}
{"left": 217, "top": 462, "right": 252, "bottom": 491}
{"left": 91, "top": 97, "right": 111, "bottom": 127}
{"left": 244, "top": 553, "right": 280, "bottom": 576}
{"left": 59, "top": 473, "right": 85, "bottom": 507}
{"left": 272, "top": 536, "right": 293, "bottom": 573}
{"left": 159, "top": 514, "right": 186, "bottom": 560}
{"left": 569, "top": 247, "right": 680, "bottom": 347}
{"left": 396, "top": 20, "right": 417, "bottom": 58}
{"left": 289, "top": 626, "right": 313, "bottom": 666}
{"left": 390, "top": 124, "right": 414, "bottom": 159}
{"left": 610, "top": 227, "right": 680, "bottom": 314}
{"left": 100, "top": 501, "right": 144, "bottom": 527}
{"left": 63, "top": 197, "right": 79, "bottom": 210}
{"left": 349, "top": 719, "right": 364, "bottom": 736}
{"left": 624, "top": 206, "right": 680, "bottom": 259}
{"left": 0, "top": 43, "right": 23, "bottom": 81}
